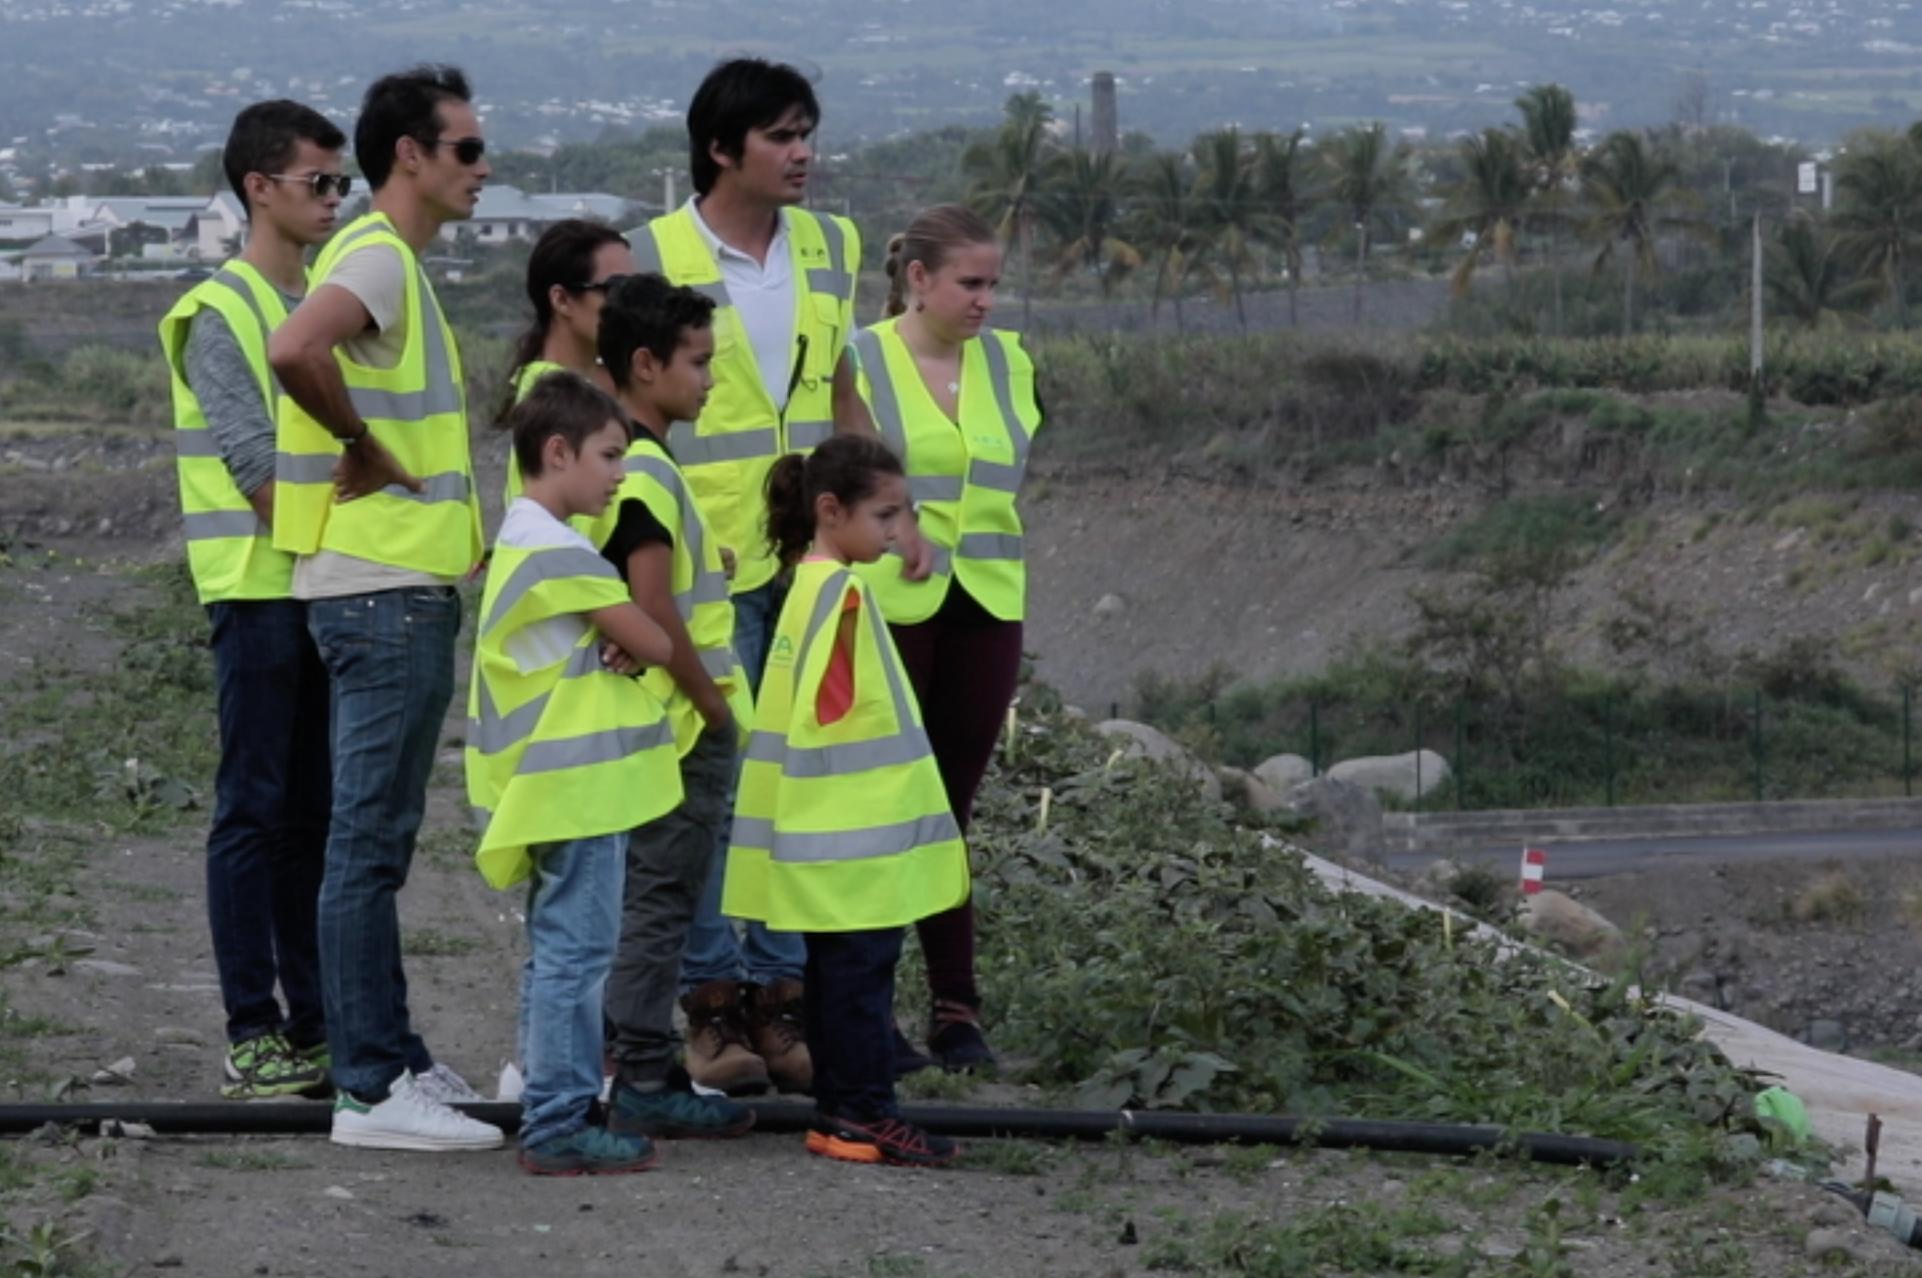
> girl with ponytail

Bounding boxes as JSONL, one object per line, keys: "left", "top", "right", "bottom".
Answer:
{"left": 724, "top": 433, "right": 968, "bottom": 1169}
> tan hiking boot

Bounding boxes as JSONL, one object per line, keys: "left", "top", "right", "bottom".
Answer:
{"left": 680, "top": 980, "right": 770, "bottom": 1096}
{"left": 747, "top": 978, "right": 813, "bottom": 1094}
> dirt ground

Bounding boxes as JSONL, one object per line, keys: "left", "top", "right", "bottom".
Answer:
{"left": 6, "top": 483, "right": 1922, "bottom": 1273}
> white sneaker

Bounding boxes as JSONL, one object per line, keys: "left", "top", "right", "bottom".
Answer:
{"left": 494, "top": 1061, "right": 525, "bottom": 1103}
{"left": 411, "top": 1061, "right": 484, "bottom": 1104}
{"left": 330, "top": 1073, "right": 503, "bottom": 1152}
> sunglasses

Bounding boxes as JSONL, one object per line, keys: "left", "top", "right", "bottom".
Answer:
{"left": 267, "top": 172, "right": 354, "bottom": 199}
{"left": 420, "top": 135, "right": 487, "bottom": 166}
{"left": 569, "top": 273, "right": 630, "bottom": 295}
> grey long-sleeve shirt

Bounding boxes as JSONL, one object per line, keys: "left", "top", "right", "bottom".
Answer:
{"left": 182, "top": 287, "right": 301, "bottom": 497}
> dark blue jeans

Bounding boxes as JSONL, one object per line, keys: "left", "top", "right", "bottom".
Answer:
{"left": 681, "top": 576, "right": 806, "bottom": 990}
{"left": 804, "top": 927, "right": 906, "bottom": 1122}
{"left": 307, "top": 586, "right": 460, "bottom": 1100}
{"left": 206, "top": 599, "right": 330, "bottom": 1047}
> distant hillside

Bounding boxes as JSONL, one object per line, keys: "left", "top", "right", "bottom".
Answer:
{"left": 1, "top": 0, "right": 1918, "bottom": 174}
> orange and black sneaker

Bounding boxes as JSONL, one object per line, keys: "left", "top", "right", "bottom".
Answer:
{"left": 805, "top": 1113, "right": 959, "bottom": 1168}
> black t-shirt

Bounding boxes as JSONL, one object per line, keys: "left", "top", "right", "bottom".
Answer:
{"left": 598, "top": 433, "right": 675, "bottom": 581}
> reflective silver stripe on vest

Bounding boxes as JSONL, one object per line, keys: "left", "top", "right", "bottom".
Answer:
{"left": 516, "top": 720, "right": 676, "bottom": 776}
{"left": 666, "top": 424, "right": 777, "bottom": 466}
{"left": 700, "top": 647, "right": 738, "bottom": 679}
{"left": 814, "top": 212, "right": 849, "bottom": 283}
{"left": 469, "top": 642, "right": 606, "bottom": 754}
{"left": 381, "top": 469, "right": 472, "bottom": 505}
{"left": 911, "top": 475, "right": 964, "bottom": 504}
{"left": 884, "top": 543, "right": 953, "bottom": 576}
{"left": 733, "top": 812, "right": 961, "bottom": 864}
{"left": 966, "top": 460, "right": 1023, "bottom": 493}
{"left": 786, "top": 419, "right": 833, "bottom": 450}
{"left": 276, "top": 452, "right": 338, "bottom": 485}
{"left": 626, "top": 226, "right": 663, "bottom": 274}
{"left": 746, "top": 569, "right": 935, "bottom": 786}
{"left": 482, "top": 546, "right": 621, "bottom": 635}
{"left": 806, "top": 268, "right": 852, "bottom": 298}
{"left": 958, "top": 533, "right": 1023, "bottom": 561}
{"left": 688, "top": 280, "right": 730, "bottom": 306}
{"left": 175, "top": 430, "right": 222, "bottom": 459}
{"left": 851, "top": 329, "right": 906, "bottom": 455}
{"left": 182, "top": 510, "right": 269, "bottom": 541}
{"left": 623, "top": 450, "right": 730, "bottom": 621}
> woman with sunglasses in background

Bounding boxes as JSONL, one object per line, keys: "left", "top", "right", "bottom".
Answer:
{"left": 499, "top": 218, "right": 635, "bottom": 503}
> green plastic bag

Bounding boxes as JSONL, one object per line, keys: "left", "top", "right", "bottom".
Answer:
{"left": 1754, "top": 1085, "right": 1811, "bottom": 1148}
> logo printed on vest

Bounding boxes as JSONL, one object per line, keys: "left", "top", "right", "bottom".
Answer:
{"left": 767, "top": 635, "right": 795, "bottom": 666}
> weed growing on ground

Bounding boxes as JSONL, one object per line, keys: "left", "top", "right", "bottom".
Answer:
{"left": 401, "top": 928, "right": 482, "bottom": 958}
{"left": 970, "top": 709, "right": 1766, "bottom": 1182}
{"left": 194, "top": 1149, "right": 310, "bottom": 1172}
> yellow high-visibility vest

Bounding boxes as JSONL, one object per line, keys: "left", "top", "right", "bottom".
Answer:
{"left": 850, "top": 320, "right": 1041, "bottom": 624}
{"left": 623, "top": 205, "right": 859, "bottom": 594}
{"left": 273, "top": 213, "right": 483, "bottom": 576}
{"left": 157, "top": 260, "right": 298, "bottom": 603}
{"left": 465, "top": 532, "right": 683, "bottom": 889}
{"left": 581, "top": 433, "right": 751, "bottom": 756}
{"left": 502, "top": 359, "right": 569, "bottom": 507}
{"left": 723, "top": 559, "right": 968, "bottom": 931}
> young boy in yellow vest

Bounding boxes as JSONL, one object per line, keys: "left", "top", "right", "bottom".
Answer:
{"left": 591, "top": 275, "right": 763, "bottom": 1135}
{"left": 466, "top": 372, "right": 682, "bottom": 1175}
{"left": 725, "top": 433, "right": 970, "bottom": 1168}
{"left": 157, "top": 99, "right": 348, "bottom": 1101}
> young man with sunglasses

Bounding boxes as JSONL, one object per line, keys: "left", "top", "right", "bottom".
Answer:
{"left": 626, "top": 56, "right": 882, "bottom": 1097}
{"left": 157, "top": 99, "right": 349, "bottom": 1103}
{"left": 268, "top": 65, "right": 498, "bottom": 1153}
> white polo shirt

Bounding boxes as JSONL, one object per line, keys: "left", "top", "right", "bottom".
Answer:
{"left": 685, "top": 197, "right": 796, "bottom": 413}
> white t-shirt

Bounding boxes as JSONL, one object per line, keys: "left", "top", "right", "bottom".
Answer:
{"left": 686, "top": 197, "right": 796, "bottom": 412}
{"left": 496, "top": 497, "right": 595, "bottom": 672}
{"left": 290, "top": 241, "right": 447, "bottom": 600}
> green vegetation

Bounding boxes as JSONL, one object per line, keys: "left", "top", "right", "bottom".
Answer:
{"left": 971, "top": 707, "right": 1767, "bottom": 1180}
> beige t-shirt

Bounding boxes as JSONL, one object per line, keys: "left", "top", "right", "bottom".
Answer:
{"left": 290, "top": 241, "right": 450, "bottom": 600}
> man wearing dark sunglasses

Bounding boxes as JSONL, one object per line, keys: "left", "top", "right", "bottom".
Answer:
{"left": 157, "top": 97, "right": 349, "bottom": 1107}
{"left": 267, "top": 64, "right": 500, "bottom": 1155}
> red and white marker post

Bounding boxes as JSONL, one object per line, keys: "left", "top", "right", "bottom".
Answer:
{"left": 1520, "top": 847, "right": 1547, "bottom": 895}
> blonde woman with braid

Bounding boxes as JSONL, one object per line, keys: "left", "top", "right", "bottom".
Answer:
{"left": 849, "top": 204, "right": 1041, "bottom": 1071}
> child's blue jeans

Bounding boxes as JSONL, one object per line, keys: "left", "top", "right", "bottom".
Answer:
{"left": 518, "top": 833, "right": 623, "bottom": 1149}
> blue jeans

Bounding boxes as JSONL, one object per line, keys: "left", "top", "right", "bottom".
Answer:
{"left": 206, "top": 599, "right": 330, "bottom": 1047}
{"left": 518, "top": 833, "right": 623, "bottom": 1149}
{"left": 307, "top": 586, "right": 460, "bottom": 1101}
{"left": 680, "top": 577, "right": 806, "bottom": 992}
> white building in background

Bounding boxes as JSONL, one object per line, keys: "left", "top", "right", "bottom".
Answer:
{"left": 452, "top": 186, "right": 638, "bottom": 244}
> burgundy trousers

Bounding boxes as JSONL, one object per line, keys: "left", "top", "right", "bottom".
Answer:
{"left": 888, "top": 584, "right": 1024, "bottom": 1009}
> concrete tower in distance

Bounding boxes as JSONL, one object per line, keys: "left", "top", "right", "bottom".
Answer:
{"left": 1091, "top": 71, "right": 1118, "bottom": 154}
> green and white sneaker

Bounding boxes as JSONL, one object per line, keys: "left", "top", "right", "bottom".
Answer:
{"left": 330, "top": 1073, "right": 504, "bottom": 1151}
{"left": 221, "top": 1033, "right": 329, "bottom": 1100}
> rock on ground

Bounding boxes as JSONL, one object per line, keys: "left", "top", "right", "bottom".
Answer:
{"left": 1327, "top": 749, "right": 1452, "bottom": 803}
{"left": 1253, "top": 752, "right": 1314, "bottom": 794}
{"left": 1282, "top": 776, "right": 1384, "bottom": 861}
{"left": 1519, "top": 889, "right": 1625, "bottom": 965}
{"left": 1094, "top": 719, "right": 1222, "bottom": 802}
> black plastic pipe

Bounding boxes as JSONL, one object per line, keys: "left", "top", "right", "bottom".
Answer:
{"left": 0, "top": 1101, "right": 1637, "bottom": 1166}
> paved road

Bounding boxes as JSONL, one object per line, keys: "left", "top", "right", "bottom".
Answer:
{"left": 1382, "top": 826, "right": 1922, "bottom": 881}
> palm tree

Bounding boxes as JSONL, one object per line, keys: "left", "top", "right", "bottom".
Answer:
{"left": 1764, "top": 215, "right": 1880, "bottom": 330}
{"left": 1190, "top": 128, "right": 1270, "bottom": 328}
{"left": 1831, "top": 131, "right": 1922, "bottom": 328}
{"left": 963, "top": 93, "right": 1060, "bottom": 328}
{"left": 1319, "top": 123, "right": 1413, "bottom": 324}
{"left": 1127, "top": 150, "right": 1203, "bottom": 329}
{"left": 1515, "top": 84, "right": 1580, "bottom": 332}
{"left": 1431, "top": 127, "right": 1532, "bottom": 296}
{"left": 1037, "top": 148, "right": 1140, "bottom": 293}
{"left": 1579, "top": 131, "right": 1705, "bottom": 335}
{"left": 1252, "top": 129, "right": 1313, "bottom": 326}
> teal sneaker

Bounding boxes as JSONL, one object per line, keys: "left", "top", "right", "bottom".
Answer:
{"left": 518, "top": 1124, "right": 658, "bottom": 1177}
{"left": 608, "top": 1071, "right": 755, "bottom": 1140}
{"left": 221, "top": 1033, "right": 328, "bottom": 1100}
